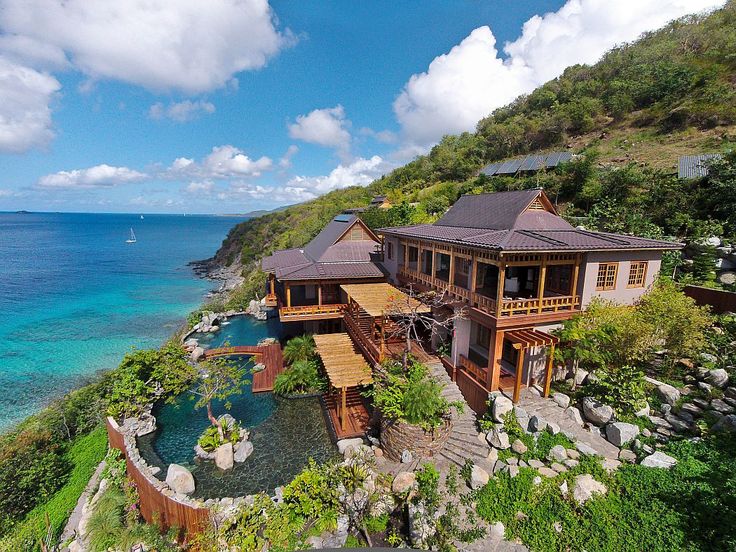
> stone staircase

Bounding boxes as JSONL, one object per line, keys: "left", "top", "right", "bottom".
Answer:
{"left": 425, "top": 360, "right": 493, "bottom": 472}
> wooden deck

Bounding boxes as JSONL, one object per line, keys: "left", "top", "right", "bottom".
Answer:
{"left": 203, "top": 343, "right": 284, "bottom": 393}
{"left": 322, "top": 388, "right": 371, "bottom": 440}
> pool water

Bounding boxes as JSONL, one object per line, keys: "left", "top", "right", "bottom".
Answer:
{"left": 138, "top": 317, "right": 338, "bottom": 498}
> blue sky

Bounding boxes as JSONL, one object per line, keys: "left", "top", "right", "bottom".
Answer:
{"left": 0, "top": 0, "right": 725, "bottom": 214}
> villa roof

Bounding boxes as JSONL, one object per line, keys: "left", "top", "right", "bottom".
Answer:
{"left": 261, "top": 214, "right": 384, "bottom": 281}
{"left": 380, "top": 189, "right": 680, "bottom": 253}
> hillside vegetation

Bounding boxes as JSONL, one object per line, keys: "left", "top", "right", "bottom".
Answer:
{"left": 214, "top": 2, "right": 736, "bottom": 307}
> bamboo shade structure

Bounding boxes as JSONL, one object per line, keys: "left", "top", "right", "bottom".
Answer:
{"left": 340, "top": 282, "right": 430, "bottom": 317}
{"left": 313, "top": 333, "right": 373, "bottom": 389}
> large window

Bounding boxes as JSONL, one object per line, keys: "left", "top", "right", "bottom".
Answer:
{"left": 475, "top": 262, "right": 499, "bottom": 299}
{"left": 596, "top": 262, "right": 618, "bottom": 291}
{"left": 435, "top": 252, "right": 451, "bottom": 282}
{"left": 407, "top": 246, "right": 418, "bottom": 271}
{"left": 545, "top": 264, "right": 573, "bottom": 295}
{"left": 386, "top": 241, "right": 393, "bottom": 260}
{"left": 468, "top": 323, "right": 491, "bottom": 367}
{"left": 421, "top": 249, "right": 433, "bottom": 276}
{"left": 453, "top": 257, "right": 472, "bottom": 289}
{"left": 627, "top": 261, "right": 648, "bottom": 288}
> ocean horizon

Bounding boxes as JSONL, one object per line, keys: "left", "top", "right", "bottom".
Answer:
{"left": 0, "top": 211, "right": 246, "bottom": 431}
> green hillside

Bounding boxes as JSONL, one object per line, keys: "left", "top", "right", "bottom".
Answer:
{"left": 215, "top": 2, "right": 736, "bottom": 308}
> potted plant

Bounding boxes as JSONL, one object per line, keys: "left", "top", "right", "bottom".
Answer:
{"left": 371, "top": 360, "right": 461, "bottom": 461}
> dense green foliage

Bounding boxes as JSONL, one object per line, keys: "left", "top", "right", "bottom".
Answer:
{"left": 107, "top": 342, "right": 195, "bottom": 419}
{"left": 190, "top": 356, "right": 248, "bottom": 430}
{"left": 371, "top": 360, "right": 461, "bottom": 429}
{"left": 475, "top": 433, "right": 736, "bottom": 551}
{"left": 281, "top": 334, "right": 316, "bottom": 364}
{"left": 0, "top": 427, "right": 108, "bottom": 551}
{"left": 197, "top": 418, "right": 242, "bottom": 453}
{"left": 273, "top": 360, "right": 326, "bottom": 396}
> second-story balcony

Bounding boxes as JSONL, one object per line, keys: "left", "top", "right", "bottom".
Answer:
{"left": 279, "top": 303, "right": 346, "bottom": 321}
{"left": 398, "top": 261, "right": 580, "bottom": 320}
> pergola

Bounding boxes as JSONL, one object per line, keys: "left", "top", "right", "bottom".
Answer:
{"left": 313, "top": 333, "right": 373, "bottom": 431}
{"left": 505, "top": 329, "right": 559, "bottom": 403}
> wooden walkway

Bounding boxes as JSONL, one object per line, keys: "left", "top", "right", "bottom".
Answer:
{"left": 322, "top": 388, "right": 371, "bottom": 440}
{"left": 203, "top": 343, "right": 284, "bottom": 393}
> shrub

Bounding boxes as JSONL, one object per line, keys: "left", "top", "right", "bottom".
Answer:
{"left": 587, "top": 365, "right": 648, "bottom": 416}
{"left": 197, "top": 418, "right": 241, "bottom": 453}
{"left": 371, "top": 360, "right": 462, "bottom": 429}
{"left": 273, "top": 360, "right": 325, "bottom": 396}
{"left": 282, "top": 335, "right": 316, "bottom": 364}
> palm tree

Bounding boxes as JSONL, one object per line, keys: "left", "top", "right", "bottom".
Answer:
{"left": 283, "top": 334, "right": 316, "bottom": 364}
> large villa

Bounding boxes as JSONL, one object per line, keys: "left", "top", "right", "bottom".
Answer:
{"left": 262, "top": 189, "right": 679, "bottom": 420}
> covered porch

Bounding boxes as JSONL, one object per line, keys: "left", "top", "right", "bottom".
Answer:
{"left": 313, "top": 333, "right": 373, "bottom": 439}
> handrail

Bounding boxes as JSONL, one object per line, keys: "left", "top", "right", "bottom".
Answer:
{"left": 399, "top": 266, "right": 580, "bottom": 318}
{"left": 279, "top": 303, "right": 346, "bottom": 318}
{"left": 344, "top": 311, "right": 380, "bottom": 364}
{"left": 459, "top": 354, "right": 489, "bottom": 385}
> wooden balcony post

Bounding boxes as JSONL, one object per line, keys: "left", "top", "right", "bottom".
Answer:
{"left": 341, "top": 386, "right": 347, "bottom": 431}
{"left": 571, "top": 255, "right": 581, "bottom": 298}
{"left": 543, "top": 343, "right": 555, "bottom": 398}
{"left": 318, "top": 284, "right": 323, "bottom": 306}
{"left": 269, "top": 274, "right": 275, "bottom": 295}
{"left": 286, "top": 283, "right": 291, "bottom": 308}
{"left": 496, "top": 263, "right": 506, "bottom": 317}
{"left": 513, "top": 345, "right": 525, "bottom": 403}
{"left": 470, "top": 255, "right": 477, "bottom": 292}
{"left": 449, "top": 250, "right": 455, "bottom": 286}
{"left": 489, "top": 329, "right": 504, "bottom": 391}
{"left": 537, "top": 257, "right": 547, "bottom": 314}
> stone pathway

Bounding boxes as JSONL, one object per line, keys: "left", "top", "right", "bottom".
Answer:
{"left": 426, "top": 360, "right": 494, "bottom": 472}
{"left": 60, "top": 460, "right": 106, "bottom": 551}
{"left": 515, "top": 388, "right": 620, "bottom": 460}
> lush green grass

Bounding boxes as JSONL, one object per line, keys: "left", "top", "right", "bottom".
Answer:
{"left": 475, "top": 434, "right": 736, "bottom": 552}
{"left": 0, "top": 427, "right": 108, "bottom": 551}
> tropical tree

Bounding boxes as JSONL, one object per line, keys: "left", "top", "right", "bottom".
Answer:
{"left": 553, "top": 314, "right": 612, "bottom": 389}
{"left": 282, "top": 335, "right": 316, "bottom": 364}
{"left": 190, "top": 357, "right": 247, "bottom": 437}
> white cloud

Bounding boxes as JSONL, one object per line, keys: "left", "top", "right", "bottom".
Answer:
{"left": 285, "top": 155, "right": 390, "bottom": 199}
{"left": 0, "top": 0, "right": 292, "bottom": 93}
{"left": 278, "top": 144, "right": 299, "bottom": 168}
{"left": 359, "top": 127, "right": 398, "bottom": 144}
{"left": 37, "top": 164, "right": 147, "bottom": 189}
{"left": 0, "top": 188, "right": 14, "bottom": 197}
{"left": 0, "top": 56, "right": 60, "bottom": 153}
{"left": 394, "top": 0, "right": 726, "bottom": 146}
{"left": 184, "top": 180, "right": 215, "bottom": 194}
{"left": 149, "top": 100, "right": 215, "bottom": 122}
{"left": 167, "top": 145, "right": 273, "bottom": 179}
{"left": 288, "top": 105, "right": 351, "bottom": 152}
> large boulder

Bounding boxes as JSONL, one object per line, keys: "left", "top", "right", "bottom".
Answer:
{"left": 469, "top": 465, "right": 490, "bottom": 490}
{"left": 606, "top": 422, "right": 640, "bottom": 447}
{"left": 337, "top": 438, "right": 364, "bottom": 455}
{"left": 707, "top": 369, "right": 730, "bottom": 389}
{"left": 392, "top": 471, "right": 416, "bottom": 494}
{"left": 712, "top": 414, "right": 736, "bottom": 433}
{"left": 492, "top": 394, "right": 514, "bottom": 423}
{"left": 582, "top": 397, "right": 614, "bottom": 426}
{"left": 552, "top": 393, "right": 571, "bottom": 409}
{"left": 529, "top": 415, "right": 548, "bottom": 432}
{"left": 486, "top": 428, "right": 510, "bottom": 450}
{"left": 191, "top": 346, "right": 205, "bottom": 362}
{"left": 234, "top": 440, "right": 254, "bottom": 463}
{"left": 215, "top": 443, "right": 234, "bottom": 470}
{"left": 548, "top": 445, "right": 568, "bottom": 462}
{"left": 656, "top": 384, "right": 681, "bottom": 406}
{"left": 165, "top": 464, "right": 195, "bottom": 495}
{"left": 571, "top": 474, "right": 607, "bottom": 504}
{"left": 574, "top": 369, "right": 589, "bottom": 386}
{"left": 565, "top": 406, "right": 585, "bottom": 426}
{"left": 641, "top": 451, "right": 678, "bottom": 469}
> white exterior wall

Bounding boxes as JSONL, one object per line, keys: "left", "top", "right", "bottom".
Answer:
{"left": 579, "top": 250, "right": 663, "bottom": 308}
{"left": 382, "top": 236, "right": 401, "bottom": 285}
{"left": 451, "top": 317, "right": 471, "bottom": 364}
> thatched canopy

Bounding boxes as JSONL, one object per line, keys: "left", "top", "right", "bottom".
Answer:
{"left": 313, "top": 333, "right": 373, "bottom": 389}
{"left": 340, "top": 282, "right": 430, "bottom": 318}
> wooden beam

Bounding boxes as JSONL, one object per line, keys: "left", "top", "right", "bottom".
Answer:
{"left": 543, "top": 343, "right": 555, "bottom": 398}
{"left": 490, "top": 328, "right": 504, "bottom": 391}
{"left": 571, "top": 254, "right": 581, "bottom": 298}
{"left": 496, "top": 263, "right": 506, "bottom": 317}
{"left": 341, "top": 387, "right": 347, "bottom": 431}
{"left": 449, "top": 252, "right": 456, "bottom": 286}
{"left": 537, "top": 257, "right": 547, "bottom": 314}
{"left": 286, "top": 283, "right": 291, "bottom": 308}
{"left": 317, "top": 284, "right": 323, "bottom": 306}
{"left": 269, "top": 275, "right": 275, "bottom": 295}
{"left": 513, "top": 347, "right": 525, "bottom": 403}
{"left": 470, "top": 255, "right": 478, "bottom": 292}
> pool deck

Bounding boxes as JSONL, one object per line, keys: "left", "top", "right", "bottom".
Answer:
{"left": 202, "top": 343, "right": 284, "bottom": 393}
{"left": 322, "top": 388, "right": 372, "bottom": 440}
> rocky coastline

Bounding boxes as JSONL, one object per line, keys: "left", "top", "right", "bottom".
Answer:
{"left": 188, "top": 257, "right": 244, "bottom": 301}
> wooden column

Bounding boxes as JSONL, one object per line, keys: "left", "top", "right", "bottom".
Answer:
{"left": 513, "top": 345, "right": 525, "bottom": 403}
{"left": 543, "top": 343, "right": 556, "bottom": 398}
{"left": 496, "top": 263, "right": 506, "bottom": 316}
{"left": 489, "top": 328, "right": 504, "bottom": 391}
{"left": 571, "top": 255, "right": 581, "bottom": 298}
{"left": 341, "top": 387, "right": 347, "bottom": 431}
{"left": 449, "top": 251, "right": 456, "bottom": 286}
{"left": 470, "top": 255, "right": 477, "bottom": 293}
{"left": 285, "top": 283, "right": 291, "bottom": 307}
{"left": 317, "top": 284, "right": 323, "bottom": 306}
{"left": 269, "top": 274, "right": 275, "bottom": 295}
{"left": 537, "top": 257, "right": 547, "bottom": 314}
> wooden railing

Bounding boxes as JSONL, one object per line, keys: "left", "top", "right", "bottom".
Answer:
{"left": 399, "top": 267, "right": 579, "bottom": 318}
{"left": 278, "top": 303, "right": 346, "bottom": 320}
{"left": 459, "top": 354, "right": 489, "bottom": 385}
{"left": 264, "top": 293, "right": 278, "bottom": 307}
{"left": 344, "top": 311, "right": 381, "bottom": 364}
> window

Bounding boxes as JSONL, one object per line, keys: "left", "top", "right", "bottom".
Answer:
{"left": 435, "top": 252, "right": 451, "bottom": 282}
{"left": 407, "top": 246, "right": 418, "bottom": 270}
{"left": 596, "top": 262, "right": 618, "bottom": 291}
{"left": 453, "top": 257, "right": 472, "bottom": 289}
{"left": 420, "top": 249, "right": 433, "bottom": 276}
{"left": 627, "top": 261, "right": 648, "bottom": 288}
{"left": 386, "top": 241, "right": 393, "bottom": 260}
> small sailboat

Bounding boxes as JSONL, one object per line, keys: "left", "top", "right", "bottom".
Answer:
{"left": 126, "top": 228, "right": 137, "bottom": 243}
{"left": 140, "top": 215, "right": 144, "bottom": 220}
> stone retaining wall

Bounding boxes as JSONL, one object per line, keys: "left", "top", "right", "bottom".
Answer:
{"left": 380, "top": 417, "right": 451, "bottom": 462}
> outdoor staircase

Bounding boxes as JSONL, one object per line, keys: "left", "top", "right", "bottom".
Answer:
{"left": 425, "top": 360, "right": 493, "bottom": 472}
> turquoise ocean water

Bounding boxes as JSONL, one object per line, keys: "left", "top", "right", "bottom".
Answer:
{"left": 0, "top": 212, "right": 246, "bottom": 431}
